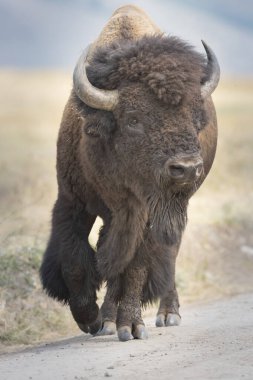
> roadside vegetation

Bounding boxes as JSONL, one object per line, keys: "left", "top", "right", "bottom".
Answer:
{"left": 0, "top": 71, "right": 253, "bottom": 352}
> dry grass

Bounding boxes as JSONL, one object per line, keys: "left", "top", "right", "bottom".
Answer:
{"left": 0, "top": 71, "right": 253, "bottom": 352}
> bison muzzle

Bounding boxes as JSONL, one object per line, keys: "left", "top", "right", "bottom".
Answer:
{"left": 40, "top": 5, "right": 220, "bottom": 341}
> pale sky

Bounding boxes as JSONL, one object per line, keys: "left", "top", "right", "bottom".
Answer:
{"left": 1, "top": 0, "right": 253, "bottom": 76}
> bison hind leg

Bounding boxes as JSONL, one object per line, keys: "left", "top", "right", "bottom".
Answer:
{"left": 156, "top": 288, "right": 181, "bottom": 327}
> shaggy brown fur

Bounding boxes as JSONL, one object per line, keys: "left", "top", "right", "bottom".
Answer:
{"left": 88, "top": 35, "right": 207, "bottom": 104}
{"left": 40, "top": 32, "right": 218, "bottom": 335}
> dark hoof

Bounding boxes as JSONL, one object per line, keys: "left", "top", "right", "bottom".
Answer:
{"left": 117, "top": 324, "right": 148, "bottom": 341}
{"left": 156, "top": 313, "right": 181, "bottom": 327}
{"left": 156, "top": 314, "right": 165, "bottom": 327}
{"left": 132, "top": 324, "right": 148, "bottom": 340}
{"left": 165, "top": 313, "right": 181, "bottom": 326}
{"left": 118, "top": 326, "right": 134, "bottom": 342}
{"left": 96, "top": 321, "right": 116, "bottom": 336}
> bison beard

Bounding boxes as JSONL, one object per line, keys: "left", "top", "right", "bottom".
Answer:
{"left": 40, "top": 5, "right": 219, "bottom": 341}
{"left": 148, "top": 192, "right": 188, "bottom": 246}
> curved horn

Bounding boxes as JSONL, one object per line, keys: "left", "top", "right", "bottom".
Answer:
{"left": 73, "top": 47, "right": 119, "bottom": 111}
{"left": 201, "top": 40, "right": 220, "bottom": 98}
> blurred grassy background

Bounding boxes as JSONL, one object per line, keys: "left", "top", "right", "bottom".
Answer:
{"left": 0, "top": 70, "right": 253, "bottom": 352}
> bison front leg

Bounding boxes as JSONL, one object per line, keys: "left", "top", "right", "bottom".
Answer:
{"left": 40, "top": 194, "right": 101, "bottom": 334}
{"left": 97, "top": 199, "right": 148, "bottom": 278}
{"left": 155, "top": 244, "right": 181, "bottom": 327}
{"left": 116, "top": 265, "right": 148, "bottom": 341}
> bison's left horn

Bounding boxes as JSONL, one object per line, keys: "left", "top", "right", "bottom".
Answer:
{"left": 201, "top": 40, "right": 220, "bottom": 98}
{"left": 73, "top": 47, "right": 119, "bottom": 111}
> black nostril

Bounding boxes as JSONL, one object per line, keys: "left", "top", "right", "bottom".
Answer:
{"left": 167, "top": 157, "right": 204, "bottom": 182}
{"left": 169, "top": 164, "right": 185, "bottom": 178}
{"left": 168, "top": 161, "right": 203, "bottom": 181}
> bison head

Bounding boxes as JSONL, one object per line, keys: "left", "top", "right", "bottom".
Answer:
{"left": 73, "top": 36, "right": 219, "bottom": 244}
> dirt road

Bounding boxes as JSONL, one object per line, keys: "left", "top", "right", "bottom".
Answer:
{"left": 1, "top": 293, "right": 253, "bottom": 380}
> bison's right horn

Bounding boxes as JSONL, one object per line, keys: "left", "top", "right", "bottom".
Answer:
{"left": 201, "top": 40, "right": 220, "bottom": 98}
{"left": 73, "top": 47, "right": 119, "bottom": 111}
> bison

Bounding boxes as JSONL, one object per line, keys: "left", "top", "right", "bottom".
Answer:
{"left": 40, "top": 5, "right": 220, "bottom": 341}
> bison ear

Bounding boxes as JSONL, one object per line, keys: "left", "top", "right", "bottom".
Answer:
{"left": 82, "top": 111, "right": 116, "bottom": 139}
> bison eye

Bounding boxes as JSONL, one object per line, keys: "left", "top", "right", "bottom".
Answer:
{"left": 128, "top": 117, "right": 138, "bottom": 127}
{"left": 124, "top": 114, "right": 144, "bottom": 134}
